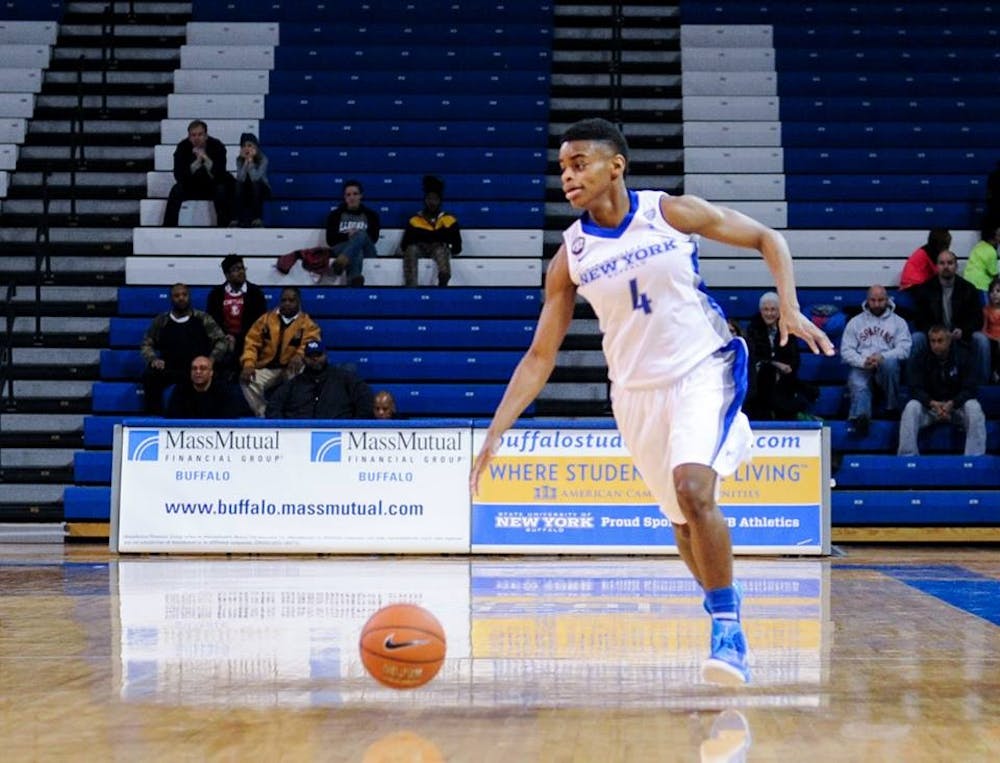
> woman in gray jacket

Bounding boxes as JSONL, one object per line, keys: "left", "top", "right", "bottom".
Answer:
{"left": 233, "top": 132, "right": 270, "bottom": 227}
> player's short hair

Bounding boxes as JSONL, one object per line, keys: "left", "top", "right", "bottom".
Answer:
{"left": 561, "top": 118, "right": 630, "bottom": 161}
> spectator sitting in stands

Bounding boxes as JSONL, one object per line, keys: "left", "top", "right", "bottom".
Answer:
{"left": 232, "top": 132, "right": 270, "bottom": 228}
{"left": 984, "top": 276, "right": 1000, "bottom": 384}
{"left": 910, "top": 249, "right": 991, "bottom": 385}
{"left": 206, "top": 254, "right": 268, "bottom": 382}
{"left": 898, "top": 324, "right": 986, "bottom": 456}
{"left": 963, "top": 223, "right": 999, "bottom": 293}
{"left": 401, "top": 174, "right": 462, "bottom": 287}
{"left": 162, "top": 119, "right": 234, "bottom": 227}
{"left": 266, "top": 341, "right": 374, "bottom": 419}
{"left": 325, "top": 179, "right": 381, "bottom": 287}
{"left": 899, "top": 228, "right": 951, "bottom": 291}
{"left": 373, "top": 389, "right": 398, "bottom": 420}
{"left": 744, "top": 291, "right": 816, "bottom": 421}
{"left": 240, "top": 286, "right": 321, "bottom": 417}
{"left": 840, "top": 284, "right": 912, "bottom": 436}
{"left": 166, "top": 355, "right": 244, "bottom": 419}
{"left": 140, "top": 283, "right": 227, "bottom": 415}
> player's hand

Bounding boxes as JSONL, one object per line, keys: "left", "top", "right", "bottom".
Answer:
{"left": 779, "top": 309, "right": 836, "bottom": 356}
{"left": 469, "top": 433, "right": 501, "bottom": 498}
{"left": 240, "top": 366, "right": 255, "bottom": 383}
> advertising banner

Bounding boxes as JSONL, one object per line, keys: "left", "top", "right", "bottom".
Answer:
{"left": 113, "top": 421, "right": 471, "bottom": 553}
{"left": 471, "top": 423, "right": 828, "bottom": 555}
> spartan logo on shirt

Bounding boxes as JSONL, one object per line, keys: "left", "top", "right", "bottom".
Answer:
{"left": 571, "top": 236, "right": 586, "bottom": 257}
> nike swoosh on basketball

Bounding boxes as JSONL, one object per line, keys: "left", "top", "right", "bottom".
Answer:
{"left": 383, "top": 633, "right": 431, "bottom": 650}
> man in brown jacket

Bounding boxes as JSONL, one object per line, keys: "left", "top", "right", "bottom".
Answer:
{"left": 239, "top": 286, "right": 321, "bottom": 416}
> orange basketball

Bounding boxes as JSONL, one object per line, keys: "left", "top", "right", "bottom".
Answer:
{"left": 359, "top": 603, "right": 447, "bottom": 689}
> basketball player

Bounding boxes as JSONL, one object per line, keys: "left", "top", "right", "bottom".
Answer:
{"left": 470, "top": 118, "right": 835, "bottom": 685}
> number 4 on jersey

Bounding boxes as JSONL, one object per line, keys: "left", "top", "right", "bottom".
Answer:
{"left": 629, "top": 278, "right": 652, "bottom": 314}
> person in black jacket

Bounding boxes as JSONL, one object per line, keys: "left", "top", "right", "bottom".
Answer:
{"left": 206, "top": 254, "right": 268, "bottom": 381}
{"left": 162, "top": 119, "right": 234, "bottom": 227}
{"left": 897, "top": 325, "right": 985, "bottom": 455}
{"left": 166, "top": 355, "right": 245, "bottom": 419}
{"left": 743, "top": 291, "right": 816, "bottom": 420}
{"left": 909, "top": 248, "right": 991, "bottom": 384}
{"left": 265, "top": 341, "right": 374, "bottom": 419}
{"left": 325, "top": 179, "right": 381, "bottom": 286}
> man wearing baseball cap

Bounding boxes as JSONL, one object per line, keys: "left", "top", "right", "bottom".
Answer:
{"left": 265, "top": 340, "right": 374, "bottom": 419}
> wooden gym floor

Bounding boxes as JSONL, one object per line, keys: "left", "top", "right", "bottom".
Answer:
{"left": 0, "top": 544, "right": 997, "bottom": 762}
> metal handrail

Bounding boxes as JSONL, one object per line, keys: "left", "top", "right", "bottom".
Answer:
{"left": 609, "top": 3, "right": 624, "bottom": 127}
{"left": 0, "top": 281, "right": 16, "bottom": 408}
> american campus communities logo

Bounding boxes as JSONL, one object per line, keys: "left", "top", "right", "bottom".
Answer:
{"left": 127, "top": 430, "right": 160, "bottom": 461}
{"left": 311, "top": 431, "right": 343, "bottom": 463}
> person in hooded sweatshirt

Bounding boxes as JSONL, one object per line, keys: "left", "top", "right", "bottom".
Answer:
{"left": 840, "top": 284, "right": 912, "bottom": 434}
{"left": 233, "top": 132, "right": 270, "bottom": 227}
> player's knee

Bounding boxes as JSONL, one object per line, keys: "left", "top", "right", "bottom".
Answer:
{"left": 673, "top": 473, "right": 714, "bottom": 518}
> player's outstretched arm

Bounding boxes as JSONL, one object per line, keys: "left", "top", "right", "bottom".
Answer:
{"left": 470, "top": 247, "right": 577, "bottom": 495}
{"left": 661, "top": 194, "right": 835, "bottom": 356}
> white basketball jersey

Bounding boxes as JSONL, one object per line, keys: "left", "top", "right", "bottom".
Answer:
{"left": 564, "top": 190, "right": 732, "bottom": 388}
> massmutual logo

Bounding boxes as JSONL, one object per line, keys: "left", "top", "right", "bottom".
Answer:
{"left": 311, "top": 431, "right": 343, "bottom": 462}
{"left": 127, "top": 430, "right": 160, "bottom": 461}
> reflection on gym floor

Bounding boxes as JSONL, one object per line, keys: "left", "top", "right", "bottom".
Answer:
{"left": 116, "top": 557, "right": 827, "bottom": 713}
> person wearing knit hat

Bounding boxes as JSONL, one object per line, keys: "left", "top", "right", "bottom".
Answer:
{"left": 399, "top": 174, "right": 462, "bottom": 286}
{"left": 162, "top": 119, "right": 235, "bottom": 227}
{"left": 233, "top": 132, "right": 271, "bottom": 228}
{"left": 205, "top": 253, "right": 268, "bottom": 381}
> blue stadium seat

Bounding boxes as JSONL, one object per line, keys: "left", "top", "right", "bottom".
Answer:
{"left": 776, "top": 48, "right": 998, "bottom": 73}
{"left": 264, "top": 199, "right": 544, "bottom": 228}
{"left": 275, "top": 22, "right": 552, "bottom": 45}
{"left": 683, "top": 2, "right": 999, "bottom": 24}
{"left": 785, "top": 175, "right": 983, "bottom": 202}
{"left": 377, "top": 383, "right": 533, "bottom": 416}
{"left": 0, "top": 1, "right": 63, "bottom": 19}
{"left": 714, "top": 288, "right": 868, "bottom": 320}
{"left": 314, "top": 319, "right": 537, "bottom": 349}
{"left": 773, "top": 25, "right": 987, "bottom": 48}
{"left": 829, "top": 421, "right": 1000, "bottom": 453}
{"left": 269, "top": 70, "right": 549, "bottom": 96}
{"left": 783, "top": 148, "right": 991, "bottom": 175}
{"left": 270, "top": 172, "right": 544, "bottom": 201}
{"left": 109, "top": 317, "right": 537, "bottom": 350}
{"left": 274, "top": 44, "right": 550, "bottom": 70}
{"left": 93, "top": 382, "right": 144, "bottom": 413}
{"left": 100, "top": 350, "right": 144, "bottom": 380}
{"left": 328, "top": 350, "right": 522, "bottom": 382}
{"left": 788, "top": 202, "right": 983, "bottom": 229}
{"left": 73, "top": 451, "right": 112, "bottom": 484}
{"left": 833, "top": 491, "right": 1000, "bottom": 525}
{"left": 116, "top": 287, "right": 541, "bottom": 318}
{"left": 259, "top": 120, "right": 547, "bottom": 147}
{"left": 63, "top": 486, "right": 112, "bottom": 521}
{"left": 265, "top": 146, "right": 547, "bottom": 174}
{"left": 265, "top": 94, "right": 548, "bottom": 121}
{"left": 194, "top": 1, "right": 554, "bottom": 23}
{"left": 781, "top": 122, "right": 1000, "bottom": 148}
{"left": 834, "top": 455, "right": 1000, "bottom": 488}
{"left": 84, "top": 416, "right": 120, "bottom": 449}
{"left": 781, "top": 97, "right": 988, "bottom": 123}
{"left": 778, "top": 72, "right": 1000, "bottom": 98}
